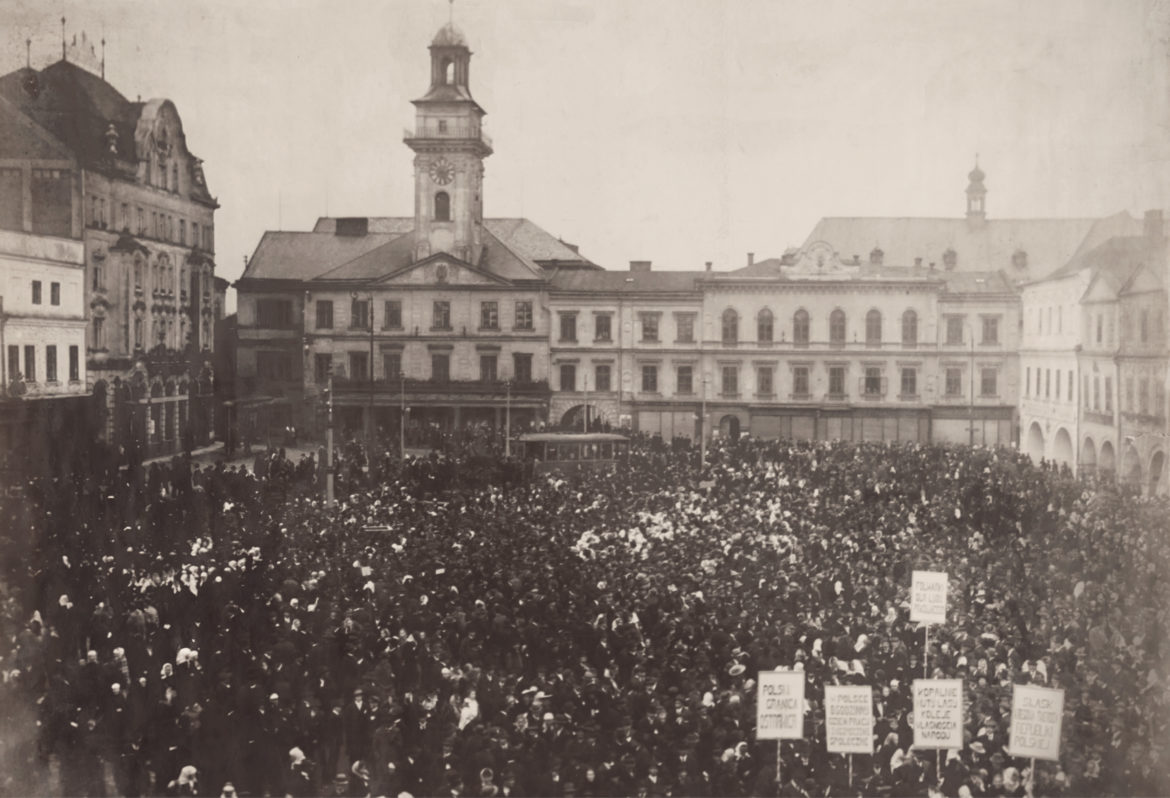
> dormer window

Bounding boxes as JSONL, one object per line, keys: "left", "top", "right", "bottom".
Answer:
{"left": 435, "top": 191, "right": 451, "bottom": 222}
{"left": 438, "top": 119, "right": 448, "bottom": 133}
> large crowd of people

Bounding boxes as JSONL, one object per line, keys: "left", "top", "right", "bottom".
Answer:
{"left": 0, "top": 434, "right": 1167, "bottom": 797}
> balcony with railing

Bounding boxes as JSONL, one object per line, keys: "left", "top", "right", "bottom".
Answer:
{"left": 403, "top": 122, "right": 492, "bottom": 151}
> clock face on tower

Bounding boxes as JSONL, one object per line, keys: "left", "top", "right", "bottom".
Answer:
{"left": 429, "top": 157, "right": 455, "bottom": 185}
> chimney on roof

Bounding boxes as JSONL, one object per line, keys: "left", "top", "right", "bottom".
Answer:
{"left": 869, "top": 247, "right": 884, "bottom": 266}
{"left": 929, "top": 261, "right": 937, "bottom": 271}
{"left": 1011, "top": 249, "right": 1028, "bottom": 270}
{"left": 1145, "top": 209, "right": 1164, "bottom": 240}
{"left": 852, "top": 254, "right": 860, "bottom": 265}
{"left": 335, "top": 217, "right": 368, "bottom": 237}
{"left": 914, "top": 257, "right": 923, "bottom": 269}
{"left": 943, "top": 248, "right": 957, "bottom": 270}
{"left": 747, "top": 252, "right": 755, "bottom": 267}
{"left": 629, "top": 260, "right": 652, "bottom": 274}
{"left": 705, "top": 261, "right": 712, "bottom": 272}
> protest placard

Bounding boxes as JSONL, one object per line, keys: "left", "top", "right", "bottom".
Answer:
{"left": 910, "top": 570, "right": 948, "bottom": 624}
{"left": 912, "top": 679, "right": 963, "bottom": 749}
{"left": 1009, "top": 684, "right": 1064, "bottom": 761}
{"left": 824, "top": 685, "right": 873, "bottom": 754}
{"left": 757, "top": 670, "right": 805, "bottom": 740}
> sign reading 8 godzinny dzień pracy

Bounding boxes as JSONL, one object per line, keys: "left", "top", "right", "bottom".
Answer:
{"left": 757, "top": 670, "right": 805, "bottom": 740}
{"left": 912, "top": 679, "right": 963, "bottom": 750}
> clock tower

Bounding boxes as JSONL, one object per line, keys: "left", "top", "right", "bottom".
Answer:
{"left": 405, "top": 21, "right": 493, "bottom": 264}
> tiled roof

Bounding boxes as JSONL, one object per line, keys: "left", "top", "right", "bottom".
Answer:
{"left": 240, "top": 231, "right": 402, "bottom": 282}
{"left": 311, "top": 223, "right": 547, "bottom": 283}
{"left": 1050, "top": 236, "right": 1166, "bottom": 299}
{"left": 0, "top": 60, "right": 215, "bottom": 203}
{"left": 548, "top": 270, "right": 701, "bottom": 294}
{"left": 311, "top": 217, "right": 594, "bottom": 266}
{"left": 803, "top": 215, "right": 1108, "bottom": 283}
{"left": 939, "top": 271, "right": 1016, "bottom": 295}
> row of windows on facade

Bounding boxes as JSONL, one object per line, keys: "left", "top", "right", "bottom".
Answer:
{"left": 29, "top": 280, "right": 62, "bottom": 307}
{"left": 1025, "top": 364, "right": 1166, "bottom": 418}
{"left": 297, "top": 351, "right": 536, "bottom": 385}
{"left": 144, "top": 158, "right": 182, "bottom": 195}
{"left": 0, "top": 168, "right": 73, "bottom": 237}
{"left": 300, "top": 299, "right": 536, "bottom": 333}
{"left": 88, "top": 315, "right": 210, "bottom": 353}
{"left": 91, "top": 258, "right": 208, "bottom": 307}
{"left": 86, "top": 194, "right": 212, "bottom": 251}
{"left": 1031, "top": 304, "right": 1166, "bottom": 347}
{"left": 555, "top": 309, "right": 999, "bottom": 347}
{"left": 6, "top": 344, "right": 80, "bottom": 383}
{"left": 553, "top": 362, "right": 999, "bottom": 399}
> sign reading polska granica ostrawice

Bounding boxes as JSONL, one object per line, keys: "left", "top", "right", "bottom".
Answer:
{"left": 912, "top": 679, "right": 963, "bottom": 750}
{"left": 910, "top": 570, "right": 948, "bottom": 624}
{"left": 1009, "top": 684, "right": 1065, "bottom": 761}
{"left": 824, "top": 685, "right": 873, "bottom": 754}
{"left": 757, "top": 670, "right": 805, "bottom": 740}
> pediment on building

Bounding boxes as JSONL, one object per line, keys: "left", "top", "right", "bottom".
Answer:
{"left": 784, "top": 241, "right": 859, "bottom": 278}
{"left": 372, "top": 252, "right": 510, "bottom": 287}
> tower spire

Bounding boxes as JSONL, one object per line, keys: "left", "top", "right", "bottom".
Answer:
{"left": 449, "top": 0, "right": 454, "bottom": 24}
{"left": 101, "top": 28, "right": 106, "bottom": 79}
{"left": 26, "top": 38, "right": 31, "bottom": 69}
{"left": 61, "top": 16, "right": 66, "bottom": 61}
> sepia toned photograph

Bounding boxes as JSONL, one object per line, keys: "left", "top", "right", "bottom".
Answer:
{"left": 0, "top": 1, "right": 1168, "bottom": 795}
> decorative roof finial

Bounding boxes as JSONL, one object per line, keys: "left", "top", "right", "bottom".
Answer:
{"left": 101, "top": 34, "right": 106, "bottom": 79}
{"left": 61, "top": 16, "right": 66, "bottom": 60}
{"left": 26, "top": 38, "right": 31, "bottom": 68}
{"left": 449, "top": 0, "right": 455, "bottom": 24}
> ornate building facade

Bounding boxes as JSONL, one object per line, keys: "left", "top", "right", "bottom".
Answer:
{"left": 0, "top": 50, "right": 222, "bottom": 461}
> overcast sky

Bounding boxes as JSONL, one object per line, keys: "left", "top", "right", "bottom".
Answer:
{"left": 3, "top": 0, "right": 1169, "bottom": 310}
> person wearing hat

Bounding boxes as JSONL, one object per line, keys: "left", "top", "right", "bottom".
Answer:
{"left": 343, "top": 687, "right": 372, "bottom": 774}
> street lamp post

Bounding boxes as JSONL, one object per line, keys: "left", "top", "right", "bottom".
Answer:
{"left": 399, "top": 370, "right": 406, "bottom": 463}
{"left": 326, "top": 368, "right": 335, "bottom": 506}
{"left": 352, "top": 291, "right": 375, "bottom": 466}
{"left": 582, "top": 372, "right": 589, "bottom": 433}
{"left": 968, "top": 322, "right": 975, "bottom": 446}
{"left": 700, "top": 372, "right": 709, "bottom": 468}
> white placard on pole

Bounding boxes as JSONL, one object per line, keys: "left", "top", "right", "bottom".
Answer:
{"left": 824, "top": 685, "right": 874, "bottom": 754}
{"left": 912, "top": 679, "right": 964, "bottom": 750}
{"left": 757, "top": 670, "right": 805, "bottom": 740}
{"left": 911, "top": 570, "right": 948, "bottom": 624}
{"left": 1008, "top": 684, "right": 1065, "bottom": 761}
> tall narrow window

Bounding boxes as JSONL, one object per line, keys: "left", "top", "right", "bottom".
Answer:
{"left": 721, "top": 309, "right": 738, "bottom": 345}
{"left": 432, "top": 301, "right": 451, "bottom": 330}
{"left": 432, "top": 353, "right": 450, "bottom": 383}
{"left": 792, "top": 366, "right": 809, "bottom": 397}
{"left": 479, "top": 355, "right": 498, "bottom": 382}
{"left": 31, "top": 281, "right": 41, "bottom": 305}
{"left": 434, "top": 192, "right": 451, "bottom": 222}
{"left": 480, "top": 301, "right": 499, "bottom": 330}
{"left": 829, "top": 310, "right": 846, "bottom": 346}
{"left": 901, "top": 310, "right": 918, "bottom": 347}
{"left": 23, "top": 345, "right": 35, "bottom": 381}
{"left": 900, "top": 368, "right": 917, "bottom": 397}
{"left": 757, "top": 309, "right": 773, "bottom": 343}
{"left": 981, "top": 368, "right": 998, "bottom": 397}
{"left": 350, "top": 299, "right": 370, "bottom": 329}
{"left": 676, "top": 365, "right": 692, "bottom": 394}
{"left": 596, "top": 364, "right": 612, "bottom": 392}
{"left": 945, "top": 368, "right": 962, "bottom": 397}
{"left": 513, "top": 353, "right": 532, "bottom": 382}
{"left": 559, "top": 313, "right": 577, "bottom": 342}
{"left": 865, "top": 309, "right": 882, "bottom": 346}
{"left": 315, "top": 353, "right": 333, "bottom": 383}
{"left": 69, "top": 345, "right": 79, "bottom": 382}
{"left": 383, "top": 353, "right": 401, "bottom": 381}
{"left": 595, "top": 314, "right": 612, "bottom": 342}
{"left": 757, "top": 366, "right": 774, "bottom": 395}
{"left": 316, "top": 300, "right": 334, "bottom": 329}
{"left": 514, "top": 301, "right": 533, "bottom": 331}
{"left": 721, "top": 365, "right": 738, "bottom": 396}
{"left": 793, "top": 310, "right": 810, "bottom": 346}
{"left": 641, "top": 365, "right": 658, "bottom": 393}
{"left": 640, "top": 313, "right": 659, "bottom": 342}
{"left": 45, "top": 346, "right": 57, "bottom": 382}
{"left": 50, "top": 282, "right": 60, "bottom": 306}
{"left": 828, "top": 366, "right": 845, "bottom": 396}
{"left": 559, "top": 364, "right": 576, "bottom": 392}
{"left": 384, "top": 300, "right": 402, "bottom": 329}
